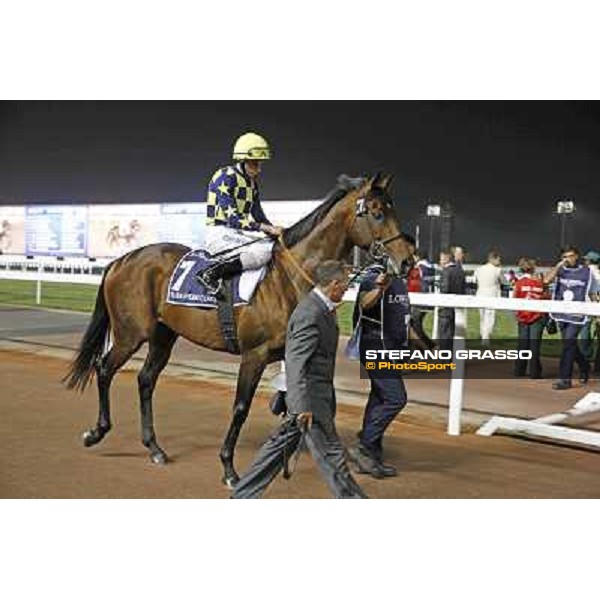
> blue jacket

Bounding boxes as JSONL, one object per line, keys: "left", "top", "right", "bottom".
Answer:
{"left": 353, "top": 266, "right": 410, "bottom": 347}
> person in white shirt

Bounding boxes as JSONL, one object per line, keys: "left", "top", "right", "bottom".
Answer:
{"left": 585, "top": 251, "right": 600, "bottom": 296}
{"left": 474, "top": 251, "right": 503, "bottom": 345}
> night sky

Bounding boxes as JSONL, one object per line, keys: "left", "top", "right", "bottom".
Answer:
{"left": 1, "top": 101, "right": 599, "bottom": 262}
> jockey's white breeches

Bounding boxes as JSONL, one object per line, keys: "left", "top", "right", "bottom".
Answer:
{"left": 204, "top": 225, "right": 274, "bottom": 270}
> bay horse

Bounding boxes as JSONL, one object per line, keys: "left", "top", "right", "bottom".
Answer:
{"left": 64, "top": 173, "right": 412, "bottom": 487}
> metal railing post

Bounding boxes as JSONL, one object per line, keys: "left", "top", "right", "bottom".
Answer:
{"left": 447, "top": 307, "right": 467, "bottom": 435}
{"left": 36, "top": 263, "right": 42, "bottom": 305}
{"left": 432, "top": 306, "right": 439, "bottom": 339}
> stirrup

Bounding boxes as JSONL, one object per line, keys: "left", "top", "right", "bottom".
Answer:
{"left": 196, "top": 271, "right": 222, "bottom": 295}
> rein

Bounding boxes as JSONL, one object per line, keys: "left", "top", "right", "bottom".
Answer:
{"left": 207, "top": 187, "right": 404, "bottom": 290}
{"left": 207, "top": 234, "right": 317, "bottom": 293}
{"left": 276, "top": 235, "right": 316, "bottom": 288}
{"left": 379, "top": 232, "right": 404, "bottom": 246}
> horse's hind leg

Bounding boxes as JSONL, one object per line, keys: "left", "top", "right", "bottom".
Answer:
{"left": 137, "top": 323, "right": 178, "bottom": 465}
{"left": 83, "top": 341, "right": 139, "bottom": 447}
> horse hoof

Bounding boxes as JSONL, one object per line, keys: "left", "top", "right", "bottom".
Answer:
{"left": 82, "top": 429, "right": 101, "bottom": 447}
{"left": 150, "top": 452, "right": 168, "bottom": 466}
{"left": 222, "top": 474, "right": 239, "bottom": 489}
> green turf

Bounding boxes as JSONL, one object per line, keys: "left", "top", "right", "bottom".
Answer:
{"left": 336, "top": 301, "right": 565, "bottom": 357}
{"left": 0, "top": 279, "right": 538, "bottom": 339}
{"left": 0, "top": 279, "right": 97, "bottom": 313}
{"left": 337, "top": 302, "right": 520, "bottom": 338}
{"left": 0, "top": 280, "right": 566, "bottom": 356}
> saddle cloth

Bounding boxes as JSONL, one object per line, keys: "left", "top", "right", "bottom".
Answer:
{"left": 166, "top": 249, "right": 266, "bottom": 308}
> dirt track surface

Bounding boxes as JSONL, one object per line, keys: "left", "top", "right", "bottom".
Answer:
{"left": 2, "top": 349, "right": 600, "bottom": 499}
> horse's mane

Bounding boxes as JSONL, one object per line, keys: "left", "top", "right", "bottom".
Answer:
{"left": 282, "top": 175, "right": 365, "bottom": 247}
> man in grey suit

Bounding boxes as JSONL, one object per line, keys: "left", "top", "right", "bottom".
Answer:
{"left": 231, "top": 260, "right": 367, "bottom": 499}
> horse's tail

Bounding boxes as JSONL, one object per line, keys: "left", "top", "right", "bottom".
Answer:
{"left": 63, "top": 267, "right": 112, "bottom": 391}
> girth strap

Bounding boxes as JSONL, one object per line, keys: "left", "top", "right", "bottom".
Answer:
{"left": 216, "top": 279, "right": 240, "bottom": 355}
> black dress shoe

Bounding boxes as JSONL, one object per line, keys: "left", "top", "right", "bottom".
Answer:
{"left": 579, "top": 370, "right": 590, "bottom": 385}
{"left": 348, "top": 445, "right": 398, "bottom": 479}
{"left": 363, "top": 460, "right": 398, "bottom": 480}
{"left": 347, "top": 445, "right": 376, "bottom": 474}
{"left": 373, "top": 461, "right": 397, "bottom": 478}
{"left": 552, "top": 380, "right": 572, "bottom": 390}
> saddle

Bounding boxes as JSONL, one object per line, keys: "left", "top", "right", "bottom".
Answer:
{"left": 166, "top": 249, "right": 267, "bottom": 355}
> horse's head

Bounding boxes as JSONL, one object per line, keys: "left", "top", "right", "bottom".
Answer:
{"left": 349, "top": 172, "right": 413, "bottom": 276}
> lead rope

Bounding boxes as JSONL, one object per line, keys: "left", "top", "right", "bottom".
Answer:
{"left": 282, "top": 415, "right": 308, "bottom": 479}
{"left": 276, "top": 236, "right": 314, "bottom": 480}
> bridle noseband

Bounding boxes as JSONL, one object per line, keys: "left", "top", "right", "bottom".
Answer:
{"left": 352, "top": 191, "right": 405, "bottom": 263}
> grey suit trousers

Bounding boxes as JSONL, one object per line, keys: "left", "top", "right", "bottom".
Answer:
{"left": 231, "top": 415, "right": 367, "bottom": 499}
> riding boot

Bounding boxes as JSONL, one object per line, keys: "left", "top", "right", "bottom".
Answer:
{"left": 196, "top": 257, "right": 243, "bottom": 294}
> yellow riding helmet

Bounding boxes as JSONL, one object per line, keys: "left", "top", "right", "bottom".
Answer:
{"left": 232, "top": 132, "right": 272, "bottom": 161}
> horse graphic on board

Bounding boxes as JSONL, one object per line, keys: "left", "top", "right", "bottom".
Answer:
{"left": 106, "top": 219, "right": 142, "bottom": 251}
{"left": 0, "top": 220, "right": 12, "bottom": 253}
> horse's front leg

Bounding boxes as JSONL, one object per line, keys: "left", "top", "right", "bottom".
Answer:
{"left": 220, "top": 355, "right": 267, "bottom": 488}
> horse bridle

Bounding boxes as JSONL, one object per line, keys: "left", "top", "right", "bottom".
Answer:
{"left": 275, "top": 185, "right": 409, "bottom": 289}
{"left": 352, "top": 191, "right": 406, "bottom": 268}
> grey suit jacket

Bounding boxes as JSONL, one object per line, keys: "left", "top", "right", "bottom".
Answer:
{"left": 285, "top": 290, "right": 339, "bottom": 422}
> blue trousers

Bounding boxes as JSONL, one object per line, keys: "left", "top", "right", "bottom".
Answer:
{"left": 359, "top": 369, "right": 407, "bottom": 459}
{"left": 559, "top": 322, "right": 588, "bottom": 382}
{"left": 515, "top": 319, "right": 544, "bottom": 378}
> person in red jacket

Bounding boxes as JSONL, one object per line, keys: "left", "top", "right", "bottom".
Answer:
{"left": 407, "top": 249, "right": 427, "bottom": 335}
{"left": 513, "top": 257, "right": 546, "bottom": 378}
{"left": 407, "top": 259, "right": 422, "bottom": 293}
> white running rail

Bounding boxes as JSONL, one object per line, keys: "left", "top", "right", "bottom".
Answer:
{"left": 3, "top": 261, "right": 600, "bottom": 448}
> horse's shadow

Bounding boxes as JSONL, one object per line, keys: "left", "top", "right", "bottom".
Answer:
{"left": 97, "top": 451, "right": 154, "bottom": 460}
{"left": 95, "top": 450, "right": 184, "bottom": 463}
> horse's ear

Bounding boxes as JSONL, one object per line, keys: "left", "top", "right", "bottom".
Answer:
{"left": 379, "top": 173, "right": 394, "bottom": 190}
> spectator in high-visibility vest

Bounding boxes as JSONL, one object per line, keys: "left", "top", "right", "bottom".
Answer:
{"left": 544, "top": 246, "right": 592, "bottom": 390}
{"left": 513, "top": 258, "right": 546, "bottom": 379}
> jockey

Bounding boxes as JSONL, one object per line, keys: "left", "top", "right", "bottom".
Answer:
{"left": 196, "top": 132, "right": 283, "bottom": 293}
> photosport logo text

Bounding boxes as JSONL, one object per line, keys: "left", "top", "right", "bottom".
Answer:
{"left": 360, "top": 348, "right": 533, "bottom": 379}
